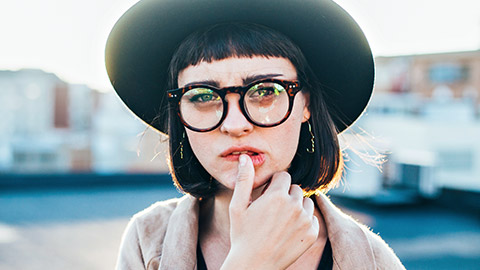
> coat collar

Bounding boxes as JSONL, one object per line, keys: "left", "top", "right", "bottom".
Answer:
{"left": 315, "top": 193, "right": 376, "bottom": 269}
{"left": 158, "top": 193, "right": 376, "bottom": 270}
{"left": 159, "top": 195, "right": 200, "bottom": 270}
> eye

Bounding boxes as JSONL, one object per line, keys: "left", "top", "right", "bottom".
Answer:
{"left": 190, "top": 93, "right": 218, "bottom": 102}
{"left": 250, "top": 88, "right": 275, "bottom": 97}
{"left": 248, "top": 83, "right": 285, "bottom": 99}
{"left": 184, "top": 88, "right": 221, "bottom": 104}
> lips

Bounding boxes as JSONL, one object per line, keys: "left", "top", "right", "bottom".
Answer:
{"left": 221, "top": 146, "right": 266, "bottom": 166}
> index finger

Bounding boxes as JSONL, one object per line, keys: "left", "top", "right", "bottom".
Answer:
{"left": 230, "top": 154, "right": 255, "bottom": 211}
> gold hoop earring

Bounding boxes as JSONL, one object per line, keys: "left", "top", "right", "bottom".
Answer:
{"left": 179, "top": 131, "right": 185, "bottom": 159}
{"left": 306, "top": 121, "right": 315, "bottom": 154}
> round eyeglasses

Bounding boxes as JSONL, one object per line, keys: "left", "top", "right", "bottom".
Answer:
{"left": 167, "top": 79, "right": 302, "bottom": 132}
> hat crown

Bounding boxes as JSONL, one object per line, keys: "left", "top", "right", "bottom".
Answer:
{"left": 106, "top": 0, "right": 374, "bottom": 134}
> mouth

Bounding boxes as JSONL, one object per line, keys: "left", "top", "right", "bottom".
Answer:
{"left": 221, "top": 147, "right": 266, "bottom": 166}
{"left": 230, "top": 151, "right": 260, "bottom": 156}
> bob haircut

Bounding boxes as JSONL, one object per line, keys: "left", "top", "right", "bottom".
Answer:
{"left": 166, "top": 22, "right": 343, "bottom": 198}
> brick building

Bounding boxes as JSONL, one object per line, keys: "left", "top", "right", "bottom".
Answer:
{"left": 376, "top": 50, "right": 480, "bottom": 98}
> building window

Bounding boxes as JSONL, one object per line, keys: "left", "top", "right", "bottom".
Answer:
{"left": 428, "top": 63, "right": 469, "bottom": 83}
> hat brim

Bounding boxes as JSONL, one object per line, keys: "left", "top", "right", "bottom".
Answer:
{"left": 105, "top": 0, "right": 374, "bottom": 135}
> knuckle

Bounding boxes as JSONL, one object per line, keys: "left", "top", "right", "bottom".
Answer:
{"left": 304, "top": 222, "right": 318, "bottom": 238}
{"left": 278, "top": 171, "right": 292, "bottom": 181}
{"left": 303, "top": 197, "right": 314, "bottom": 208}
{"left": 236, "top": 171, "right": 249, "bottom": 182}
{"left": 309, "top": 227, "right": 319, "bottom": 240}
{"left": 310, "top": 217, "right": 320, "bottom": 234}
{"left": 290, "top": 184, "right": 302, "bottom": 194}
{"left": 272, "top": 171, "right": 291, "bottom": 184}
{"left": 291, "top": 184, "right": 301, "bottom": 190}
{"left": 308, "top": 221, "right": 318, "bottom": 234}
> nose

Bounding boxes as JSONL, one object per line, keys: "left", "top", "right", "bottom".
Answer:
{"left": 220, "top": 94, "right": 254, "bottom": 136}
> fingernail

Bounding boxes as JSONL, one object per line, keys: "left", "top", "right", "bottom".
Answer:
{"left": 239, "top": 155, "right": 247, "bottom": 167}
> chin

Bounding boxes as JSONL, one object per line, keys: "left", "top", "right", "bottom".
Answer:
{"left": 252, "top": 174, "right": 272, "bottom": 190}
{"left": 214, "top": 173, "right": 270, "bottom": 193}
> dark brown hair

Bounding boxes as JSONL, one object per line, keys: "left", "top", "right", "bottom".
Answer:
{"left": 166, "top": 22, "right": 342, "bottom": 198}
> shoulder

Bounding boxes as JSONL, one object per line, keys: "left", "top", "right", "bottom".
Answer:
{"left": 358, "top": 224, "right": 405, "bottom": 269}
{"left": 130, "top": 197, "right": 181, "bottom": 234}
{"left": 116, "top": 196, "right": 184, "bottom": 270}
{"left": 314, "top": 193, "right": 405, "bottom": 269}
{"left": 126, "top": 196, "right": 185, "bottom": 250}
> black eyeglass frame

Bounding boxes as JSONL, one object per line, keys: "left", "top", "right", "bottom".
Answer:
{"left": 167, "top": 79, "right": 302, "bottom": 132}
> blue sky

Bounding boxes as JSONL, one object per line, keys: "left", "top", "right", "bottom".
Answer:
{"left": 1, "top": 0, "right": 479, "bottom": 91}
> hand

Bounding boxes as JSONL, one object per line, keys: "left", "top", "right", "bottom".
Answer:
{"left": 222, "top": 154, "right": 320, "bottom": 270}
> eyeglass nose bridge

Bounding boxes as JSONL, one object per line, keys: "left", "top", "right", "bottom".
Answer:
{"left": 216, "top": 85, "right": 251, "bottom": 126}
{"left": 214, "top": 86, "right": 251, "bottom": 124}
{"left": 218, "top": 91, "right": 254, "bottom": 134}
{"left": 214, "top": 85, "right": 250, "bottom": 99}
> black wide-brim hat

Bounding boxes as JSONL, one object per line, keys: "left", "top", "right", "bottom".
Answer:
{"left": 105, "top": 0, "right": 374, "bottom": 135}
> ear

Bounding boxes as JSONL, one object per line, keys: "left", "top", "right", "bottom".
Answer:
{"left": 301, "top": 92, "right": 311, "bottom": 123}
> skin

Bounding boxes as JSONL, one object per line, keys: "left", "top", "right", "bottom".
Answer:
{"left": 178, "top": 56, "right": 328, "bottom": 269}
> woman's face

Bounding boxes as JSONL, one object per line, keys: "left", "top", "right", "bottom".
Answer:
{"left": 178, "top": 56, "right": 310, "bottom": 191}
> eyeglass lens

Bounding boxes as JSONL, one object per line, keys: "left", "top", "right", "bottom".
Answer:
{"left": 179, "top": 81, "right": 289, "bottom": 130}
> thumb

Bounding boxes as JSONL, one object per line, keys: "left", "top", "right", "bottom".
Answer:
{"left": 230, "top": 154, "right": 255, "bottom": 211}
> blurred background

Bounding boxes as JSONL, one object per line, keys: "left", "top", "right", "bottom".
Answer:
{"left": 1, "top": 0, "right": 479, "bottom": 269}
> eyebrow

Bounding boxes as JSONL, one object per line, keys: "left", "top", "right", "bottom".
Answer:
{"left": 243, "top": 73, "right": 283, "bottom": 85}
{"left": 183, "top": 80, "right": 220, "bottom": 88}
{"left": 182, "top": 73, "right": 284, "bottom": 88}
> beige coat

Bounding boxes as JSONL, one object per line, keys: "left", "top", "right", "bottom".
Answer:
{"left": 116, "top": 193, "right": 405, "bottom": 270}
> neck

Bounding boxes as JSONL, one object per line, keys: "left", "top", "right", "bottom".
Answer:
{"left": 199, "top": 184, "right": 266, "bottom": 251}
{"left": 199, "top": 190, "right": 231, "bottom": 243}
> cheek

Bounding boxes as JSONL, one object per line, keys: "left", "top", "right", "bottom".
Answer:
{"left": 267, "top": 102, "right": 306, "bottom": 169}
{"left": 185, "top": 131, "right": 238, "bottom": 189}
{"left": 185, "top": 131, "right": 225, "bottom": 176}
{"left": 185, "top": 132, "right": 210, "bottom": 162}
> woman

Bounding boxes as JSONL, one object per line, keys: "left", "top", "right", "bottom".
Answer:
{"left": 106, "top": 0, "right": 405, "bottom": 269}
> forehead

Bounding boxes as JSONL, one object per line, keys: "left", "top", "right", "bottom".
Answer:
{"left": 177, "top": 56, "right": 297, "bottom": 88}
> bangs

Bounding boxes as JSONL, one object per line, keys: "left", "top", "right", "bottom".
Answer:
{"left": 168, "top": 22, "right": 303, "bottom": 88}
